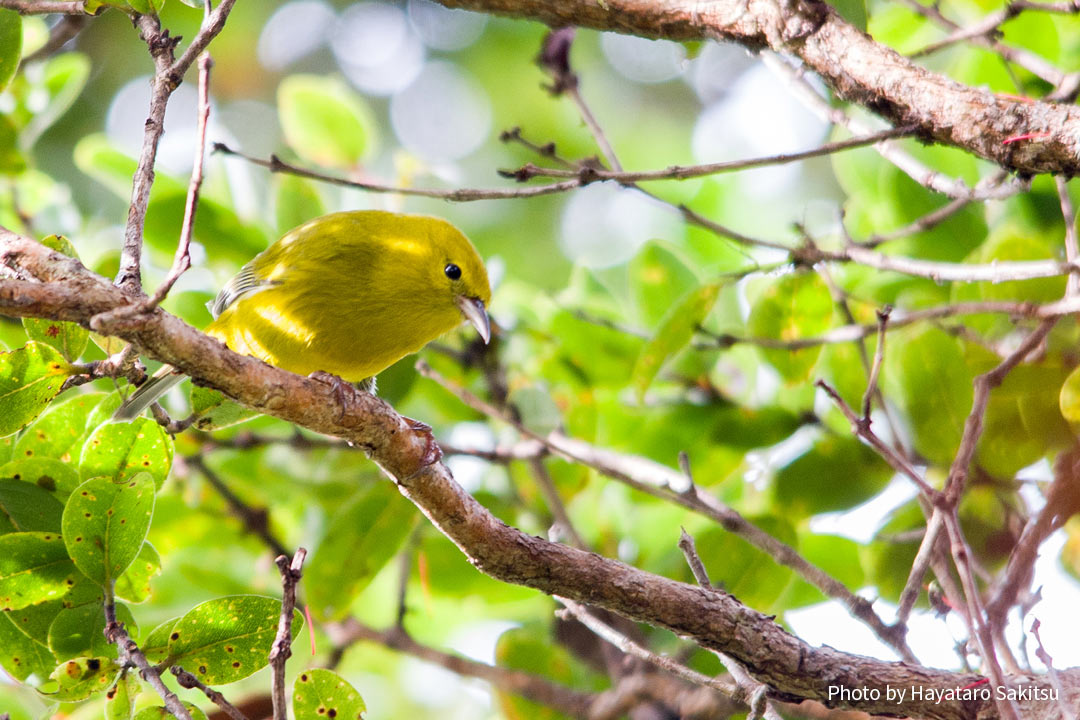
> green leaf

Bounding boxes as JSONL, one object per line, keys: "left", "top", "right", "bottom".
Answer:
{"left": 48, "top": 656, "right": 120, "bottom": 701}
{"left": 0, "top": 608, "right": 55, "bottom": 683}
{"left": 632, "top": 282, "right": 721, "bottom": 400}
{"left": 883, "top": 326, "right": 973, "bottom": 466}
{"left": 80, "top": 417, "right": 174, "bottom": 488}
{"left": 132, "top": 704, "right": 207, "bottom": 720}
{"left": 0, "top": 342, "right": 75, "bottom": 437}
{"left": 0, "top": 458, "right": 82, "bottom": 500}
{"left": 15, "top": 391, "right": 109, "bottom": 465}
{"left": 293, "top": 668, "right": 366, "bottom": 720}
{"left": 23, "top": 53, "right": 92, "bottom": 146}
{"left": 48, "top": 600, "right": 136, "bottom": 661}
{"left": 0, "top": 478, "right": 64, "bottom": 533}
{"left": 189, "top": 386, "right": 259, "bottom": 431}
{"left": 22, "top": 319, "right": 89, "bottom": 364}
{"left": 495, "top": 625, "right": 607, "bottom": 720}
{"left": 277, "top": 74, "right": 377, "bottom": 168}
{"left": 0, "top": 531, "right": 77, "bottom": 610}
{"left": 4, "top": 576, "right": 102, "bottom": 644}
{"left": 773, "top": 434, "right": 892, "bottom": 517}
{"left": 0, "top": 9, "right": 21, "bottom": 93}
{"left": 114, "top": 541, "right": 161, "bottom": 603}
{"left": 167, "top": 595, "right": 303, "bottom": 684}
{"left": 61, "top": 474, "right": 155, "bottom": 585}
{"left": 827, "top": 0, "right": 866, "bottom": 31}
{"left": 0, "top": 114, "right": 26, "bottom": 173}
{"left": 140, "top": 615, "right": 179, "bottom": 663}
{"left": 778, "top": 532, "right": 866, "bottom": 609}
{"left": 747, "top": 272, "right": 833, "bottom": 383}
{"left": 307, "top": 482, "right": 419, "bottom": 619}
{"left": 124, "top": 0, "right": 164, "bottom": 15}
{"left": 21, "top": 237, "right": 89, "bottom": 362}
{"left": 275, "top": 174, "right": 326, "bottom": 236}
{"left": 105, "top": 671, "right": 140, "bottom": 720}
{"left": 687, "top": 518, "right": 798, "bottom": 612}
{"left": 629, "top": 241, "right": 699, "bottom": 327}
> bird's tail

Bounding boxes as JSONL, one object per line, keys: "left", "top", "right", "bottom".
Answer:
{"left": 112, "top": 366, "right": 187, "bottom": 422}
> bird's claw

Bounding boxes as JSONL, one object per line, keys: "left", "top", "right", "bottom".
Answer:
{"left": 310, "top": 370, "right": 353, "bottom": 421}
{"left": 404, "top": 415, "right": 442, "bottom": 466}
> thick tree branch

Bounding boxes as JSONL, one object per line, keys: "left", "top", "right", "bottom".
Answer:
{"left": 1, "top": 231, "right": 1076, "bottom": 720}
{"left": 432, "top": 0, "right": 1080, "bottom": 177}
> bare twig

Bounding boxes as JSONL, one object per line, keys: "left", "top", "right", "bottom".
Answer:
{"left": 861, "top": 308, "right": 891, "bottom": 422}
{"left": 677, "top": 527, "right": 712, "bottom": 589}
{"left": 941, "top": 513, "right": 1020, "bottom": 720}
{"left": 942, "top": 320, "right": 1056, "bottom": 504}
{"left": 270, "top": 548, "right": 307, "bottom": 720}
{"left": 326, "top": 619, "right": 594, "bottom": 717}
{"left": 214, "top": 143, "right": 583, "bottom": 200}
{"left": 187, "top": 454, "right": 291, "bottom": 558}
{"left": 509, "top": 126, "right": 918, "bottom": 184}
{"left": 104, "top": 586, "right": 193, "bottom": 720}
{"left": 1058, "top": 176, "right": 1079, "bottom": 298}
{"left": 558, "top": 598, "right": 740, "bottom": 698}
{"left": 24, "top": 14, "right": 89, "bottom": 61}
{"left": 528, "top": 456, "right": 586, "bottom": 548}
{"left": 1030, "top": 619, "right": 1078, "bottom": 720}
{"left": 116, "top": 0, "right": 237, "bottom": 294}
{"left": 0, "top": 0, "right": 89, "bottom": 12}
{"left": 171, "top": 666, "right": 251, "bottom": 720}
{"left": 145, "top": 53, "right": 213, "bottom": 310}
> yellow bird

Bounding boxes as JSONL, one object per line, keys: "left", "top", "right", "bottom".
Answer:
{"left": 114, "top": 210, "right": 491, "bottom": 420}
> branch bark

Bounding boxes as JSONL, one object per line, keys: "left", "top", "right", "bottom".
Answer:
{"left": 1, "top": 230, "right": 1076, "bottom": 720}
{"left": 432, "top": 0, "right": 1080, "bottom": 177}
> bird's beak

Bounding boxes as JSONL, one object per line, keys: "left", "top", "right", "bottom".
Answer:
{"left": 456, "top": 295, "right": 491, "bottom": 344}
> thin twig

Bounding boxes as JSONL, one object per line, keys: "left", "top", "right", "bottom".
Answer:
{"left": 187, "top": 454, "right": 291, "bottom": 558}
{"left": 145, "top": 53, "right": 213, "bottom": 311}
{"left": 171, "top": 666, "right": 251, "bottom": 720}
{"left": 942, "top": 513, "right": 1020, "bottom": 720}
{"left": 557, "top": 598, "right": 740, "bottom": 697}
{"left": 326, "top": 619, "right": 594, "bottom": 717}
{"left": 0, "top": 0, "right": 89, "bottom": 11}
{"left": 895, "top": 508, "right": 945, "bottom": 625}
{"left": 861, "top": 308, "right": 891, "bottom": 422}
{"left": 270, "top": 548, "right": 307, "bottom": 720}
{"left": 24, "top": 14, "right": 89, "bottom": 62}
{"left": 942, "top": 319, "right": 1056, "bottom": 504}
{"left": 678, "top": 527, "right": 712, "bottom": 589}
{"left": 1058, "top": 176, "right": 1079, "bottom": 298}
{"left": 214, "top": 143, "right": 583, "bottom": 201}
{"left": 1030, "top": 619, "right": 1078, "bottom": 720}
{"left": 115, "top": 0, "right": 237, "bottom": 294}
{"left": 104, "top": 585, "right": 193, "bottom": 720}
{"left": 509, "top": 126, "right": 918, "bottom": 184}
{"left": 528, "top": 456, "right": 587, "bottom": 548}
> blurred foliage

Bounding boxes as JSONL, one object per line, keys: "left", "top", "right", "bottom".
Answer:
{"left": 1, "top": 0, "right": 1079, "bottom": 718}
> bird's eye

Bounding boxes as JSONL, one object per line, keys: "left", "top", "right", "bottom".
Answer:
{"left": 444, "top": 263, "right": 462, "bottom": 280}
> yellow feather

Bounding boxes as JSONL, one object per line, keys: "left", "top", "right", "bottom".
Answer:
{"left": 113, "top": 210, "right": 491, "bottom": 420}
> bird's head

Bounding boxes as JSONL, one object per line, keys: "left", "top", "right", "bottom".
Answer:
{"left": 414, "top": 215, "right": 492, "bottom": 344}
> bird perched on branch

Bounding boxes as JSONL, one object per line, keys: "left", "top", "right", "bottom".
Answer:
{"left": 113, "top": 210, "right": 491, "bottom": 421}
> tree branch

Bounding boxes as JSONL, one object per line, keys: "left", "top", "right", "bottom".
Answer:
{"left": 1, "top": 230, "right": 1075, "bottom": 720}
{"left": 431, "top": 0, "right": 1080, "bottom": 176}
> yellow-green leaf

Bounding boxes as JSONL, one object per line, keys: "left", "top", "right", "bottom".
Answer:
{"left": 0, "top": 342, "right": 75, "bottom": 437}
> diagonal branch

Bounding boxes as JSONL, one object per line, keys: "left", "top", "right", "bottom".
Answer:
{"left": 0, "top": 230, "right": 1073, "bottom": 720}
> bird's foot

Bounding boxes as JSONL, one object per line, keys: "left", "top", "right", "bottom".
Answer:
{"left": 310, "top": 370, "right": 353, "bottom": 421}
{"left": 403, "top": 415, "right": 442, "bottom": 467}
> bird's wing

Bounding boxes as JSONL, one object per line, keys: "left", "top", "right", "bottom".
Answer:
{"left": 208, "top": 262, "right": 280, "bottom": 319}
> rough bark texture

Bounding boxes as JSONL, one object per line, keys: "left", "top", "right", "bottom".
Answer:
{"left": 433, "top": 0, "right": 1080, "bottom": 177}
{"left": 3, "top": 231, "right": 1079, "bottom": 720}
